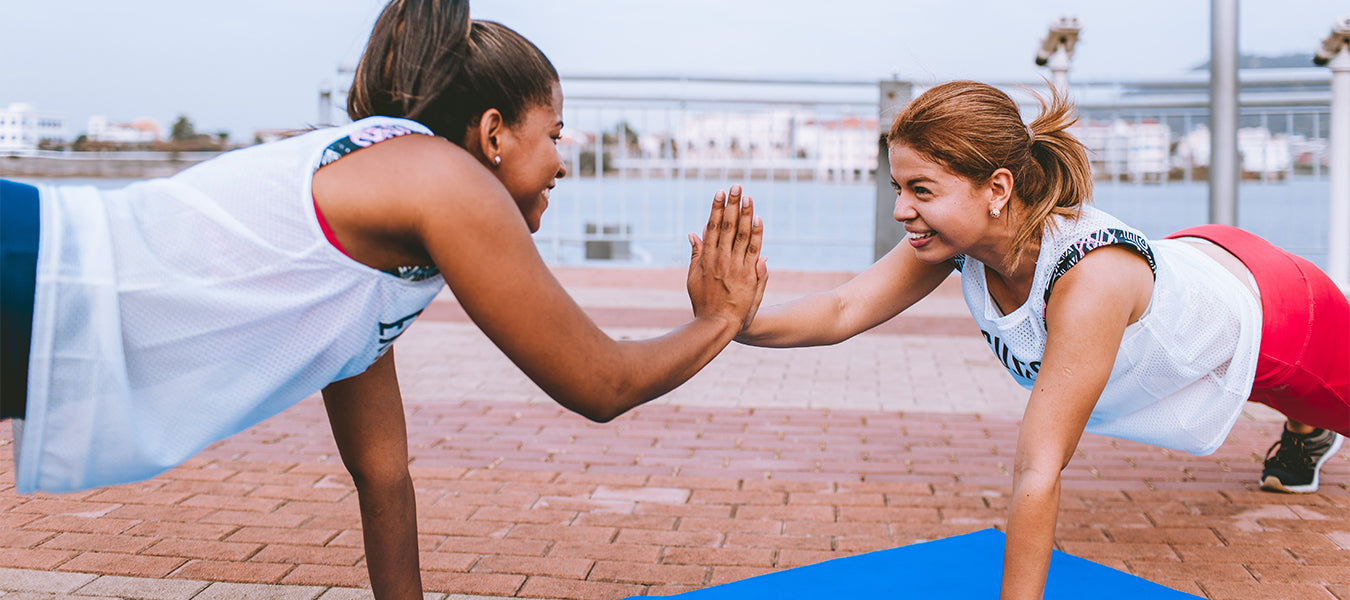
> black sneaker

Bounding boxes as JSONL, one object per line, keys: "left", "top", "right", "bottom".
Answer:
{"left": 1260, "top": 427, "right": 1343, "bottom": 493}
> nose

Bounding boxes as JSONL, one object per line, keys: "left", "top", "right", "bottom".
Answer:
{"left": 892, "top": 190, "right": 915, "bottom": 223}
{"left": 556, "top": 149, "right": 568, "bottom": 179}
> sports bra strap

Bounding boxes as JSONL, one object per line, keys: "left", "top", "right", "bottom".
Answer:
{"left": 1043, "top": 228, "right": 1156, "bottom": 305}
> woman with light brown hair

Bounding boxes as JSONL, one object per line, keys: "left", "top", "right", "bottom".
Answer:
{"left": 737, "top": 80, "right": 1348, "bottom": 599}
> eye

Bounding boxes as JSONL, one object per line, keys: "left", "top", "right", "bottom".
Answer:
{"left": 889, "top": 181, "right": 901, "bottom": 192}
{"left": 914, "top": 186, "right": 932, "bottom": 197}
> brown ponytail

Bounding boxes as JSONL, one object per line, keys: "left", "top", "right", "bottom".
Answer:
{"left": 348, "top": 0, "right": 558, "bottom": 143}
{"left": 888, "top": 81, "right": 1093, "bottom": 269}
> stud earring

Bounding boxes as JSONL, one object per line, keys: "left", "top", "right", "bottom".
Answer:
{"left": 990, "top": 207, "right": 1000, "bottom": 218}
{"left": 494, "top": 155, "right": 502, "bottom": 167}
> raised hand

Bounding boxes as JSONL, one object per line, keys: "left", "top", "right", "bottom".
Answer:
{"left": 687, "top": 185, "right": 769, "bottom": 332}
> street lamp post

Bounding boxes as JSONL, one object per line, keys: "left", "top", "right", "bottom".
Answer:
{"left": 1035, "top": 16, "right": 1081, "bottom": 95}
{"left": 1314, "top": 16, "right": 1350, "bottom": 290}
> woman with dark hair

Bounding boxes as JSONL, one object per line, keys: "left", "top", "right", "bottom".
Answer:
{"left": 0, "top": 1, "right": 766, "bottom": 596}
{"left": 736, "top": 80, "right": 1347, "bottom": 599}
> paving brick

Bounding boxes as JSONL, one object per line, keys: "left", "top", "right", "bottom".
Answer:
{"left": 169, "top": 560, "right": 294, "bottom": 585}
{"left": 545, "top": 542, "right": 661, "bottom": 564}
{"left": 58, "top": 553, "right": 186, "bottom": 579}
{"left": 419, "top": 571, "right": 524, "bottom": 597}
{"left": 279, "top": 564, "right": 370, "bottom": 589}
{"left": 1247, "top": 564, "right": 1350, "bottom": 585}
{"left": 660, "top": 547, "right": 774, "bottom": 568}
{"left": 191, "top": 581, "right": 326, "bottom": 600}
{"left": 0, "top": 568, "right": 98, "bottom": 593}
{"left": 1201, "top": 581, "right": 1339, "bottom": 599}
{"left": 588, "top": 560, "right": 707, "bottom": 586}
{"left": 0, "top": 547, "right": 77, "bottom": 569}
{"left": 249, "top": 543, "right": 365, "bottom": 566}
{"left": 225, "top": 526, "right": 338, "bottom": 547}
{"left": 435, "top": 536, "right": 549, "bottom": 557}
{"left": 144, "top": 538, "right": 264, "bottom": 561}
{"left": 74, "top": 575, "right": 213, "bottom": 600}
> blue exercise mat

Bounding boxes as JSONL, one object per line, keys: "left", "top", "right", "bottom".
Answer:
{"left": 633, "top": 528, "right": 1201, "bottom": 599}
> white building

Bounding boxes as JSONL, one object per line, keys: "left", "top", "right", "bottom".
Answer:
{"left": 0, "top": 103, "right": 68, "bottom": 153}
{"left": 87, "top": 115, "right": 162, "bottom": 144}
{"left": 1076, "top": 118, "right": 1172, "bottom": 181}
{"left": 606, "top": 109, "right": 879, "bottom": 180}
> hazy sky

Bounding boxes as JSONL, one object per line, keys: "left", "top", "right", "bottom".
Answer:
{"left": 4, "top": 1, "right": 1346, "bottom": 138}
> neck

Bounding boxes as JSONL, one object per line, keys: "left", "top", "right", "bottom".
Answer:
{"left": 968, "top": 207, "right": 1038, "bottom": 284}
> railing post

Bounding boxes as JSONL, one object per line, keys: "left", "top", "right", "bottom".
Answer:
{"left": 1209, "top": 0, "right": 1239, "bottom": 226}
{"left": 1318, "top": 22, "right": 1350, "bottom": 289}
{"left": 875, "top": 79, "right": 913, "bottom": 262}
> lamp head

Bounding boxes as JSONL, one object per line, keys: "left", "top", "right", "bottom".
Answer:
{"left": 1312, "top": 16, "right": 1350, "bottom": 67}
{"left": 1035, "top": 16, "right": 1081, "bottom": 66}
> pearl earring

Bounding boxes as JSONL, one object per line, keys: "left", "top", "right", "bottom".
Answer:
{"left": 493, "top": 155, "right": 502, "bottom": 167}
{"left": 990, "top": 207, "right": 1000, "bottom": 218}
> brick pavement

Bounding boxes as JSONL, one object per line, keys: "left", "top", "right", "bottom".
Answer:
{"left": 0, "top": 268, "right": 1344, "bottom": 600}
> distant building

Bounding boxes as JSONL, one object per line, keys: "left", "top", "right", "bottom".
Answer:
{"left": 87, "top": 115, "right": 162, "bottom": 144}
{"left": 0, "top": 103, "right": 68, "bottom": 152}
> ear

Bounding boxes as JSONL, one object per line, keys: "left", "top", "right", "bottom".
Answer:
{"left": 468, "top": 108, "right": 506, "bottom": 168}
{"left": 987, "top": 167, "right": 1014, "bottom": 214}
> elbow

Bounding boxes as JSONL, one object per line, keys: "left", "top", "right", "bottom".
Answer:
{"left": 554, "top": 379, "right": 638, "bottom": 424}
{"left": 1011, "top": 457, "right": 1066, "bottom": 492}
{"left": 579, "top": 407, "right": 622, "bottom": 424}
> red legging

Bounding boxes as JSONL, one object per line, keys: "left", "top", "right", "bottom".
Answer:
{"left": 1166, "top": 225, "right": 1349, "bottom": 436}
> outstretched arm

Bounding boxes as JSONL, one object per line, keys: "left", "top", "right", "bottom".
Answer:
{"left": 1000, "top": 245, "right": 1152, "bottom": 600}
{"left": 321, "top": 350, "right": 421, "bottom": 600}
{"left": 735, "top": 236, "right": 953, "bottom": 348}
{"left": 318, "top": 135, "right": 766, "bottom": 422}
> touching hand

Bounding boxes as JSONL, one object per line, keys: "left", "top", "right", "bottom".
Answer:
{"left": 687, "top": 184, "right": 769, "bottom": 332}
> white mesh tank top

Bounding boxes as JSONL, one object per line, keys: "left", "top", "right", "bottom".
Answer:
{"left": 955, "top": 205, "right": 1261, "bottom": 455}
{"left": 18, "top": 117, "right": 445, "bottom": 492}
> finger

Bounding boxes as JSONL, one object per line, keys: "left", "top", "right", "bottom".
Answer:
{"left": 704, "top": 190, "right": 726, "bottom": 248}
{"left": 732, "top": 194, "right": 755, "bottom": 254}
{"left": 688, "top": 233, "right": 702, "bottom": 262}
{"left": 716, "top": 184, "right": 742, "bottom": 250}
{"left": 742, "top": 214, "right": 764, "bottom": 266}
{"left": 746, "top": 256, "right": 769, "bottom": 327}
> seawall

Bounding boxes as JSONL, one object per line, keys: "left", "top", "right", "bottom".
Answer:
{"left": 0, "top": 153, "right": 222, "bottom": 179}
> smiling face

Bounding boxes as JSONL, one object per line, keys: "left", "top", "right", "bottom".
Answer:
{"left": 888, "top": 143, "right": 1008, "bottom": 264}
{"left": 492, "top": 81, "right": 567, "bottom": 232}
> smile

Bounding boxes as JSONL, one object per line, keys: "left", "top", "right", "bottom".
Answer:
{"left": 908, "top": 231, "right": 934, "bottom": 240}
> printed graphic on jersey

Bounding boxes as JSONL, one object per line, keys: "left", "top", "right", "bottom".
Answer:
{"left": 383, "top": 265, "right": 441, "bottom": 282}
{"left": 376, "top": 308, "right": 423, "bottom": 356}
{"left": 1043, "top": 228, "right": 1156, "bottom": 305}
{"left": 981, "top": 329, "right": 1041, "bottom": 387}
{"left": 320, "top": 124, "right": 420, "bottom": 167}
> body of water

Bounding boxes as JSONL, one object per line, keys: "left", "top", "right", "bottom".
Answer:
{"left": 14, "top": 176, "right": 1339, "bottom": 273}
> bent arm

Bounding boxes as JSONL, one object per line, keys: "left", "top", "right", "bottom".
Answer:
{"left": 736, "top": 240, "right": 953, "bottom": 348}
{"left": 321, "top": 350, "right": 422, "bottom": 600}
{"left": 1000, "top": 246, "right": 1152, "bottom": 600}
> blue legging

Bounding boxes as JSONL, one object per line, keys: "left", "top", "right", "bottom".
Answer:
{"left": 1, "top": 180, "right": 39, "bottom": 419}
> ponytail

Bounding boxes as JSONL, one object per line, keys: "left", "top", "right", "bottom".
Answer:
{"left": 1012, "top": 86, "right": 1094, "bottom": 269}
{"left": 888, "top": 81, "right": 1093, "bottom": 270}
{"left": 348, "top": 0, "right": 558, "bottom": 142}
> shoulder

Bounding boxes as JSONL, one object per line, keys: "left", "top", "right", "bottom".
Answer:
{"left": 317, "top": 134, "right": 501, "bottom": 208}
{"left": 1045, "top": 245, "right": 1154, "bottom": 328}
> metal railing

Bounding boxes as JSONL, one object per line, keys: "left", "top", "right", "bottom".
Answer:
{"left": 542, "top": 76, "right": 880, "bottom": 271}
{"left": 544, "top": 73, "right": 1335, "bottom": 271}
{"left": 318, "top": 71, "right": 1338, "bottom": 271}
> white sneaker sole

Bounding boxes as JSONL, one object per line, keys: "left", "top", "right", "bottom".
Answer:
{"left": 1260, "top": 433, "right": 1343, "bottom": 494}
